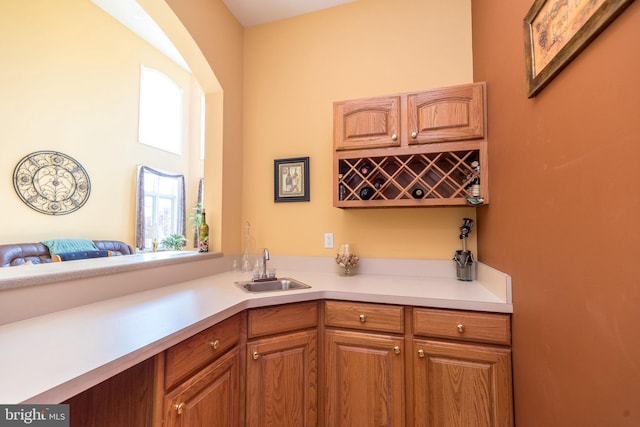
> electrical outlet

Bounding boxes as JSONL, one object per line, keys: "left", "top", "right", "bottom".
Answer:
{"left": 324, "top": 233, "right": 334, "bottom": 249}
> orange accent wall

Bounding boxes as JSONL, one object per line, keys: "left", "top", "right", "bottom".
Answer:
{"left": 472, "top": 1, "right": 640, "bottom": 426}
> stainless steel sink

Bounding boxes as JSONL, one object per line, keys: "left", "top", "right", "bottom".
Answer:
{"left": 236, "top": 278, "right": 311, "bottom": 293}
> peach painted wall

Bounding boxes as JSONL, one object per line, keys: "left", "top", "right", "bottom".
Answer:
{"left": 164, "top": 0, "right": 245, "bottom": 255}
{"left": 472, "top": 1, "right": 640, "bottom": 426}
{"left": 0, "top": 0, "right": 203, "bottom": 248}
{"left": 242, "top": 0, "right": 478, "bottom": 259}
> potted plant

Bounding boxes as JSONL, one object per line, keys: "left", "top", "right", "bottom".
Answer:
{"left": 187, "top": 202, "right": 203, "bottom": 229}
{"left": 161, "top": 233, "right": 186, "bottom": 251}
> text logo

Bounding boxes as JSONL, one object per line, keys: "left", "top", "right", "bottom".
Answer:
{"left": 0, "top": 405, "right": 69, "bottom": 427}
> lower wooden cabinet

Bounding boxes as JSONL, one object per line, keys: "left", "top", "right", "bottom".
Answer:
{"left": 246, "top": 302, "right": 319, "bottom": 427}
{"left": 246, "top": 330, "right": 318, "bottom": 426}
{"left": 158, "top": 313, "right": 245, "bottom": 427}
{"left": 163, "top": 347, "right": 242, "bottom": 427}
{"left": 64, "top": 301, "right": 512, "bottom": 427}
{"left": 412, "top": 340, "right": 513, "bottom": 427}
{"left": 324, "top": 329, "right": 405, "bottom": 426}
{"left": 65, "top": 357, "right": 156, "bottom": 427}
{"left": 411, "top": 307, "right": 513, "bottom": 427}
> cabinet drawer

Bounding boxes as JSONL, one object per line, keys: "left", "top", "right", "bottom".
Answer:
{"left": 324, "top": 300, "right": 404, "bottom": 333}
{"left": 413, "top": 308, "right": 510, "bottom": 345}
{"left": 165, "top": 314, "right": 241, "bottom": 389}
{"left": 248, "top": 301, "right": 318, "bottom": 338}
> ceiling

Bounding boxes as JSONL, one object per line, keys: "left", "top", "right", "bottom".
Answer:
{"left": 222, "top": 0, "right": 356, "bottom": 27}
{"left": 91, "top": 0, "right": 356, "bottom": 72}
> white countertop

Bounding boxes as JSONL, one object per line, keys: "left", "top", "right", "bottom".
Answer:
{"left": 0, "top": 255, "right": 511, "bottom": 404}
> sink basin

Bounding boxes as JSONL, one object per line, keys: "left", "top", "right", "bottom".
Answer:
{"left": 236, "top": 278, "right": 311, "bottom": 293}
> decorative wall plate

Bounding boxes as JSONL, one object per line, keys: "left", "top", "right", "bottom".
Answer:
{"left": 13, "top": 151, "right": 91, "bottom": 215}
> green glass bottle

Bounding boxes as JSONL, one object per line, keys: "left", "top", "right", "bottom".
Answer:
{"left": 198, "top": 209, "right": 209, "bottom": 252}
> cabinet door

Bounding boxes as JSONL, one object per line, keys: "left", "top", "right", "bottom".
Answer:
{"left": 407, "top": 83, "right": 485, "bottom": 144}
{"left": 163, "top": 347, "right": 241, "bottom": 427}
{"left": 246, "top": 330, "right": 318, "bottom": 427}
{"left": 413, "top": 339, "right": 513, "bottom": 427}
{"left": 334, "top": 96, "right": 401, "bottom": 150}
{"left": 325, "top": 329, "right": 405, "bottom": 426}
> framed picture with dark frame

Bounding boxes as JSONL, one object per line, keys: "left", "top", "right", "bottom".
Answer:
{"left": 274, "top": 157, "right": 310, "bottom": 203}
{"left": 523, "top": 0, "right": 633, "bottom": 98}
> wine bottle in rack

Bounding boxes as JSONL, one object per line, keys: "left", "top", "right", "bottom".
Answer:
{"left": 359, "top": 162, "right": 372, "bottom": 176}
{"left": 338, "top": 174, "right": 346, "bottom": 201}
{"left": 359, "top": 186, "right": 374, "bottom": 200}
{"left": 373, "top": 177, "right": 385, "bottom": 189}
{"left": 467, "top": 161, "right": 480, "bottom": 197}
{"left": 412, "top": 188, "right": 424, "bottom": 198}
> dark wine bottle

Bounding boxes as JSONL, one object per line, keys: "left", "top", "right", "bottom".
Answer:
{"left": 339, "top": 184, "right": 346, "bottom": 201}
{"left": 359, "top": 186, "right": 374, "bottom": 200}
{"left": 338, "top": 174, "right": 346, "bottom": 201}
{"left": 373, "top": 178, "right": 384, "bottom": 189}
{"left": 359, "top": 163, "right": 372, "bottom": 176}
{"left": 198, "top": 209, "right": 209, "bottom": 252}
{"left": 412, "top": 188, "right": 424, "bottom": 198}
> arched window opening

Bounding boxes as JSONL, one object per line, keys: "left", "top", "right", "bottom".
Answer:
{"left": 139, "top": 66, "right": 184, "bottom": 155}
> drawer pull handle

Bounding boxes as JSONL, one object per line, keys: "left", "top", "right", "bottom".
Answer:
{"left": 252, "top": 351, "right": 260, "bottom": 360}
{"left": 210, "top": 339, "right": 220, "bottom": 350}
{"left": 393, "top": 346, "right": 401, "bottom": 355}
{"left": 457, "top": 323, "right": 465, "bottom": 333}
{"left": 359, "top": 314, "right": 366, "bottom": 323}
{"left": 391, "top": 133, "right": 398, "bottom": 141}
{"left": 411, "top": 131, "right": 418, "bottom": 139}
{"left": 417, "top": 349, "right": 425, "bottom": 358}
{"left": 175, "top": 402, "right": 186, "bottom": 415}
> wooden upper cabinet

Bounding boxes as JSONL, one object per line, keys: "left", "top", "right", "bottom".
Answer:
{"left": 334, "top": 95, "right": 401, "bottom": 150}
{"left": 333, "top": 82, "right": 488, "bottom": 208}
{"left": 334, "top": 83, "right": 485, "bottom": 151}
{"left": 407, "top": 82, "right": 485, "bottom": 144}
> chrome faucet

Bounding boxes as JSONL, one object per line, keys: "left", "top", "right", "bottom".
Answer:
{"left": 262, "top": 248, "right": 270, "bottom": 279}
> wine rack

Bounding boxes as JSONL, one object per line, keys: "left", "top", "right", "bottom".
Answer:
{"left": 335, "top": 146, "right": 484, "bottom": 207}
{"left": 333, "top": 82, "right": 488, "bottom": 208}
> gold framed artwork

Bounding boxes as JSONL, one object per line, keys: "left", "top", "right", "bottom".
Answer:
{"left": 523, "top": 0, "right": 634, "bottom": 98}
{"left": 274, "top": 157, "right": 310, "bottom": 202}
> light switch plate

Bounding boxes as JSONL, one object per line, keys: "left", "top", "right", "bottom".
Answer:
{"left": 324, "top": 233, "right": 334, "bottom": 248}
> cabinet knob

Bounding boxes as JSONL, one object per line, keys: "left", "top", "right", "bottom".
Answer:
{"left": 411, "top": 131, "right": 417, "bottom": 139}
{"left": 394, "top": 346, "right": 401, "bottom": 355}
{"left": 391, "top": 133, "right": 398, "bottom": 141}
{"left": 175, "top": 402, "right": 186, "bottom": 415}
{"left": 252, "top": 351, "right": 260, "bottom": 360}
{"left": 359, "top": 314, "right": 366, "bottom": 323}
{"left": 417, "top": 349, "right": 425, "bottom": 358}
{"left": 457, "top": 323, "right": 465, "bottom": 333}
{"left": 210, "top": 339, "right": 220, "bottom": 349}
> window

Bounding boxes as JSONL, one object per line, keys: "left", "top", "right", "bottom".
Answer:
{"left": 136, "top": 165, "right": 185, "bottom": 250}
{"left": 138, "top": 66, "right": 184, "bottom": 154}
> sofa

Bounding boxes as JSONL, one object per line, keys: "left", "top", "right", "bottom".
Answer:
{"left": 0, "top": 240, "right": 134, "bottom": 267}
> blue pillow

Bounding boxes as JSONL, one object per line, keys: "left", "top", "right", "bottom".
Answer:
{"left": 41, "top": 238, "right": 98, "bottom": 255}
